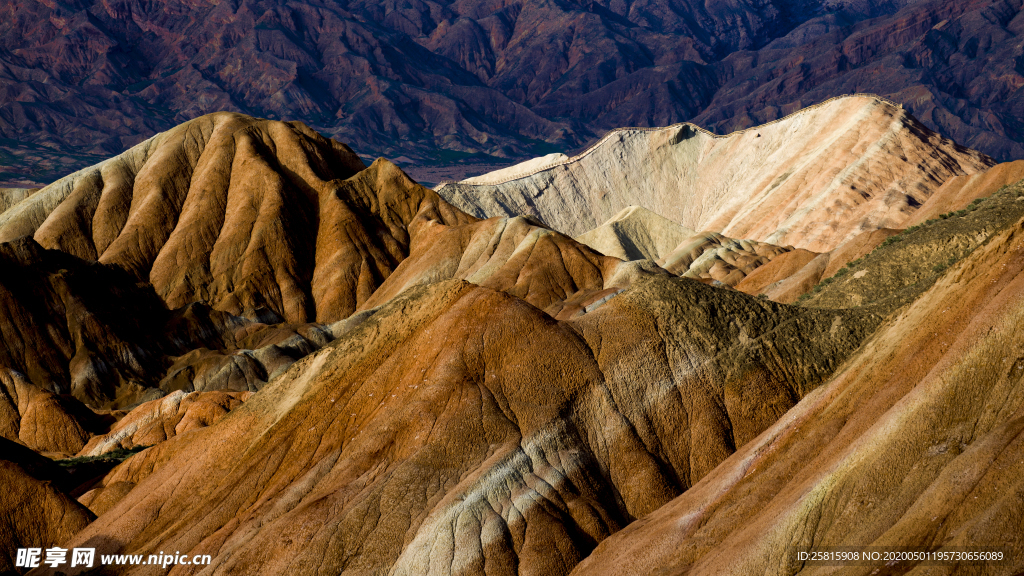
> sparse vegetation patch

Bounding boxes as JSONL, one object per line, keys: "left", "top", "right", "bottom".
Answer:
{"left": 796, "top": 178, "right": 1024, "bottom": 314}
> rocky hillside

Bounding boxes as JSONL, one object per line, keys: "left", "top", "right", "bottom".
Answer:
{"left": 0, "top": 112, "right": 646, "bottom": 413}
{"left": 0, "top": 439, "right": 94, "bottom": 574}
{"left": 53, "top": 275, "right": 878, "bottom": 576}
{"left": 440, "top": 96, "right": 993, "bottom": 251}
{"left": 4, "top": 108, "right": 1024, "bottom": 576}
{"left": 735, "top": 159, "right": 1024, "bottom": 305}
{"left": 571, "top": 193, "right": 1024, "bottom": 576}
{"left": 0, "top": 112, "right": 470, "bottom": 323}
{"left": 2, "top": 0, "right": 1023, "bottom": 185}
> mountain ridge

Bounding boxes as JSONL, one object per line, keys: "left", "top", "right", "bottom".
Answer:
{"left": 438, "top": 92, "right": 924, "bottom": 186}
{"left": 4, "top": 103, "right": 1024, "bottom": 575}
{"left": 438, "top": 95, "right": 993, "bottom": 252}
{"left": 2, "top": 0, "right": 1023, "bottom": 185}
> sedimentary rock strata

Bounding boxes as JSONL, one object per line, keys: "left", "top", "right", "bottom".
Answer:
{"left": 0, "top": 113, "right": 479, "bottom": 323}
{"left": 0, "top": 439, "right": 95, "bottom": 574}
{"left": 576, "top": 205, "right": 696, "bottom": 262}
{"left": 4, "top": 106, "right": 1023, "bottom": 576}
{"left": 439, "top": 96, "right": 992, "bottom": 252}
{"left": 55, "top": 274, "right": 877, "bottom": 575}
{"left": 571, "top": 210, "right": 1024, "bottom": 576}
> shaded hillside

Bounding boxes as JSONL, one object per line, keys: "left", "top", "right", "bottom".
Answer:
{"left": 0, "top": 236, "right": 174, "bottom": 409}
{"left": 0, "top": 112, "right": 477, "bottom": 323}
{"left": 54, "top": 274, "right": 878, "bottom": 576}
{"left": 0, "top": 438, "right": 96, "bottom": 575}
{"left": 0, "top": 235, "right": 339, "bottom": 410}
{"left": 0, "top": 368, "right": 111, "bottom": 455}
{"left": 571, "top": 189, "right": 1024, "bottom": 576}
{"left": 576, "top": 206, "right": 696, "bottom": 262}
{"left": 2, "top": 0, "right": 1024, "bottom": 185}
{"left": 440, "top": 96, "right": 992, "bottom": 251}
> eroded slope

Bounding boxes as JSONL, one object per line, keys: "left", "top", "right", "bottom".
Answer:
{"left": 571, "top": 194, "right": 1024, "bottom": 576}
{"left": 0, "top": 112, "right": 475, "bottom": 323}
{"left": 799, "top": 177, "right": 1024, "bottom": 313}
{"left": 576, "top": 206, "right": 696, "bottom": 262}
{"left": 439, "top": 96, "right": 992, "bottom": 252}
{"left": 0, "top": 438, "right": 95, "bottom": 574}
{"left": 0, "top": 235, "right": 339, "bottom": 408}
{"left": 53, "top": 273, "right": 878, "bottom": 576}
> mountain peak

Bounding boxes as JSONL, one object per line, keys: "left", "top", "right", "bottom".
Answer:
{"left": 441, "top": 95, "right": 993, "bottom": 252}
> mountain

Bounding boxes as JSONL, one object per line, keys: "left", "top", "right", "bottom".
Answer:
{"left": 0, "top": 112, "right": 656, "bottom": 414}
{"left": 576, "top": 205, "right": 696, "bottom": 262}
{"left": 4, "top": 106, "right": 1024, "bottom": 576}
{"left": 55, "top": 275, "right": 878, "bottom": 576}
{"left": 0, "top": 112, "right": 472, "bottom": 323}
{"left": 570, "top": 187, "right": 1024, "bottom": 576}
{"left": 0, "top": 112, "right": 888, "bottom": 576}
{"left": 439, "top": 95, "right": 993, "bottom": 251}
{"left": 737, "top": 159, "right": 1024, "bottom": 304}
{"left": 2, "top": 0, "right": 1023, "bottom": 185}
{"left": 358, "top": 213, "right": 627, "bottom": 319}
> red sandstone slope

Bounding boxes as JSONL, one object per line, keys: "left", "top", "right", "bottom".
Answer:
{"left": 48, "top": 273, "right": 876, "bottom": 576}
{"left": 77, "top": 391, "right": 251, "bottom": 458}
{"left": 735, "top": 229, "right": 900, "bottom": 303}
{"left": 0, "top": 438, "right": 95, "bottom": 574}
{"left": 0, "top": 112, "right": 481, "bottom": 324}
{"left": 0, "top": 369, "right": 108, "bottom": 455}
{"left": 570, "top": 213, "right": 1024, "bottom": 576}
{"left": 906, "top": 160, "right": 1024, "bottom": 227}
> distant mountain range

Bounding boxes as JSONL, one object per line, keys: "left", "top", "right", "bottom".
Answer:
{"left": 1, "top": 0, "right": 1023, "bottom": 184}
